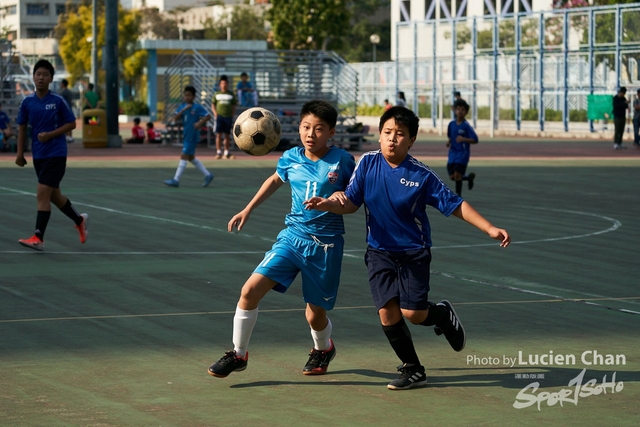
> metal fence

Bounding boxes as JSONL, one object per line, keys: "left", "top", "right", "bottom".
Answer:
{"left": 353, "top": 3, "right": 640, "bottom": 133}
{"left": 163, "top": 49, "right": 359, "bottom": 122}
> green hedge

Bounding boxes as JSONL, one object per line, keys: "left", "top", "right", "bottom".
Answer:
{"left": 120, "top": 100, "right": 149, "bottom": 116}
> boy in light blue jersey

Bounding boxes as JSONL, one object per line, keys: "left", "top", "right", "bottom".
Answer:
{"left": 163, "top": 85, "right": 214, "bottom": 188}
{"left": 305, "top": 106, "right": 510, "bottom": 390}
{"left": 447, "top": 99, "right": 478, "bottom": 196}
{"left": 208, "top": 100, "right": 355, "bottom": 378}
{"left": 15, "top": 59, "right": 87, "bottom": 251}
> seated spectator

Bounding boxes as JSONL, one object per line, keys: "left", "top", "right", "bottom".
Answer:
{"left": 127, "top": 117, "right": 145, "bottom": 144}
{"left": 0, "top": 103, "right": 14, "bottom": 152}
{"left": 146, "top": 121, "right": 163, "bottom": 144}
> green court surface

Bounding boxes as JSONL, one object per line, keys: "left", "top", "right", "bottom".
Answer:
{"left": 0, "top": 154, "right": 639, "bottom": 426}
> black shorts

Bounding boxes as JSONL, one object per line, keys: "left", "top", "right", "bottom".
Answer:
{"left": 215, "top": 116, "right": 233, "bottom": 135}
{"left": 33, "top": 156, "right": 66, "bottom": 188}
{"left": 447, "top": 162, "right": 467, "bottom": 177}
{"left": 364, "top": 246, "right": 432, "bottom": 311}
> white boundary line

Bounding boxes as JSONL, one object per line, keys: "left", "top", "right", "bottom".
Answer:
{"left": 2, "top": 297, "right": 638, "bottom": 323}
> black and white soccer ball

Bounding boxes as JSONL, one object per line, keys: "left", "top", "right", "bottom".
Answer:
{"left": 233, "top": 107, "right": 282, "bottom": 156}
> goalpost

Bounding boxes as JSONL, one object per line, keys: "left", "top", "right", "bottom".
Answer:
{"left": 438, "top": 80, "right": 496, "bottom": 138}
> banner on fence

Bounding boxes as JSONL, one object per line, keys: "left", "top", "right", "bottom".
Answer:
{"left": 587, "top": 95, "right": 613, "bottom": 120}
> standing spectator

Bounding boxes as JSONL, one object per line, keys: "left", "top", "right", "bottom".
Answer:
{"left": 383, "top": 99, "right": 392, "bottom": 111}
{"left": 212, "top": 75, "right": 237, "bottom": 159}
{"left": 236, "top": 72, "right": 257, "bottom": 107}
{"left": 83, "top": 83, "right": 99, "bottom": 110}
{"left": 58, "top": 79, "right": 74, "bottom": 142}
{"left": 396, "top": 91, "right": 407, "bottom": 108}
{"left": 613, "top": 87, "right": 628, "bottom": 150}
{"left": 0, "top": 102, "right": 13, "bottom": 151}
{"left": 633, "top": 89, "right": 640, "bottom": 149}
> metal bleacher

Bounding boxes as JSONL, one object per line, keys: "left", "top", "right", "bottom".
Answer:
{"left": 163, "top": 49, "right": 371, "bottom": 151}
{"left": 0, "top": 42, "right": 34, "bottom": 152}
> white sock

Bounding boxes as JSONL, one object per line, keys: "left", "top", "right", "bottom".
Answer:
{"left": 311, "top": 318, "right": 332, "bottom": 351}
{"left": 233, "top": 306, "right": 258, "bottom": 358}
{"left": 223, "top": 150, "right": 229, "bottom": 156}
{"left": 190, "top": 158, "right": 210, "bottom": 176}
{"left": 216, "top": 150, "right": 222, "bottom": 155}
{"left": 173, "top": 160, "right": 187, "bottom": 181}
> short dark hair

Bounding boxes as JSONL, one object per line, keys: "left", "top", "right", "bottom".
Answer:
{"left": 133, "top": 117, "right": 141, "bottom": 124}
{"left": 61, "top": 79, "right": 69, "bottom": 87}
{"left": 88, "top": 83, "right": 94, "bottom": 90}
{"left": 184, "top": 85, "right": 196, "bottom": 96}
{"left": 147, "top": 122, "right": 154, "bottom": 128}
{"left": 619, "top": 87, "right": 627, "bottom": 93}
{"left": 454, "top": 99, "right": 470, "bottom": 112}
{"left": 379, "top": 106, "right": 419, "bottom": 138}
{"left": 454, "top": 91, "right": 461, "bottom": 97}
{"left": 240, "top": 72, "right": 248, "bottom": 78}
{"left": 219, "top": 75, "right": 228, "bottom": 82}
{"left": 300, "top": 100, "right": 338, "bottom": 129}
{"left": 33, "top": 59, "right": 54, "bottom": 77}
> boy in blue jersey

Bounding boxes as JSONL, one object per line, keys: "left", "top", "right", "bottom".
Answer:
{"left": 208, "top": 100, "right": 356, "bottom": 378}
{"left": 163, "top": 86, "right": 214, "bottom": 188}
{"left": 0, "top": 103, "right": 13, "bottom": 151}
{"left": 14, "top": 59, "right": 87, "bottom": 251}
{"left": 305, "top": 106, "right": 510, "bottom": 390}
{"left": 447, "top": 99, "right": 478, "bottom": 196}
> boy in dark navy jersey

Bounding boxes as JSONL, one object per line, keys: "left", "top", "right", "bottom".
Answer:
{"left": 447, "top": 99, "right": 478, "bottom": 196}
{"left": 305, "top": 106, "right": 510, "bottom": 390}
{"left": 15, "top": 59, "right": 87, "bottom": 251}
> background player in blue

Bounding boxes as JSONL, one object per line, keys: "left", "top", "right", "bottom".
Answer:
{"left": 163, "top": 85, "right": 214, "bottom": 188}
{"left": 305, "top": 106, "right": 510, "bottom": 390}
{"left": 0, "top": 102, "right": 13, "bottom": 150}
{"left": 447, "top": 99, "right": 478, "bottom": 196}
{"left": 208, "top": 100, "right": 355, "bottom": 379}
{"left": 14, "top": 59, "right": 88, "bottom": 251}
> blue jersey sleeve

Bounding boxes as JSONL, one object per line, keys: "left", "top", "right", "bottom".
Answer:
{"left": 340, "top": 152, "right": 356, "bottom": 188}
{"left": 345, "top": 151, "right": 373, "bottom": 207}
{"left": 447, "top": 121, "right": 453, "bottom": 140}
{"left": 60, "top": 96, "right": 75, "bottom": 123}
{"left": 424, "top": 173, "right": 463, "bottom": 217}
{"left": 466, "top": 122, "right": 478, "bottom": 142}
{"left": 276, "top": 149, "right": 292, "bottom": 182}
{"left": 194, "top": 103, "right": 208, "bottom": 119}
{"left": 16, "top": 98, "right": 28, "bottom": 126}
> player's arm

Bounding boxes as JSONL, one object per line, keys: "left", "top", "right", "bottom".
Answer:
{"left": 15, "top": 124, "right": 27, "bottom": 167}
{"left": 304, "top": 194, "right": 359, "bottom": 214}
{"left": 211, "top": 100, "right": 218, "bottom": 119}
{"left": 228, "top": 172, "right": 285, "bottom": 232}
{"left": 38, "top": 120, "right": 76, "bottom": 143}
{"left": 195, "top": 113, "right": 211, "bottom": 129}
{"left": 452, "top": 201, "right": 510, "bottom": 247}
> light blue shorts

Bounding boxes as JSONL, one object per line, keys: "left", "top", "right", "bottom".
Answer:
{"left": 254, "top": 228, "right": 344, "bottom": 310}
{"left": 182, "top": 140, "right": 198, "bottom": 156}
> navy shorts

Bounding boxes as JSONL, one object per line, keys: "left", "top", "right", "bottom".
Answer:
{"left": 365, "top": 247, "right": 432, "bottom": 311}
{"left": 215, "top": 116, "right": 233, "bottom": 135}
{"left": 447, "top": 162, "right": 467, "bottom": 177}
{"left": 33, "top": 156, "right": 66, "bottom": 188}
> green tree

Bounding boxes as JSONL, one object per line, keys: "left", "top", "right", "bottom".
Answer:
{"left": 334, "top": 0, "right": 390, "bottom": 62}
{"left": 203, "top": 5, "right": 268, "bottom": 40}
{"left": 140, "top": 7, "right": 180, "bottom": 40}
{"left": 266, "top": 0, "right": 351, "bottom": 50}
{"left": 56, "top": 2, "right": 146, "bottom": 100}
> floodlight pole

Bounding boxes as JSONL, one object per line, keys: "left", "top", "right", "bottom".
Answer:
{"left": 91, "top": 0, "right": 97, "bottom": 87}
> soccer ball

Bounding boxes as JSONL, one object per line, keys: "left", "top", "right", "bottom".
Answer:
{"left": 233, "top": 107, "right": 282, "bottom": 156}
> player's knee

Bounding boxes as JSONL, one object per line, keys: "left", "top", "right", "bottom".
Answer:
{"left": 402, "top": 309, "right": 428, "bottom": 325}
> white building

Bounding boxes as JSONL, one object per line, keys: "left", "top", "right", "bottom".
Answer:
{"left": 129, "top": 0, "right": 267, "bottom": 12}
{"left": 389, "top": 0, "right": 576, "bottom": 60}
{"left": 0, "top": 0, "right": 81, "bottom": 57}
